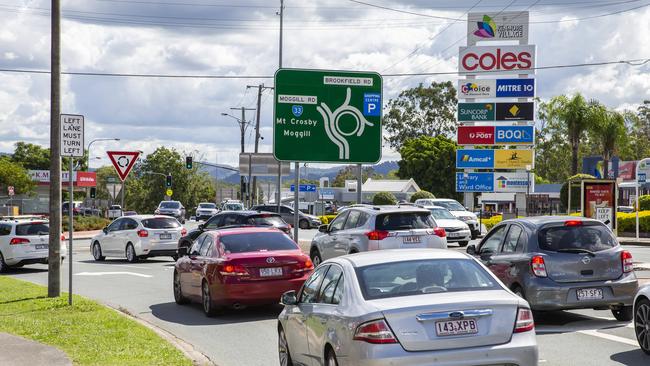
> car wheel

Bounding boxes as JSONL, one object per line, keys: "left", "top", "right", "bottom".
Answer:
{"left": 310, "top": 248, "right": 323, "bottom": 267}
{"left": 635, "top": 298, "right": 650, "bottom": 355}
{"left": 202, "top": 281, "right": 220, "bottom": 317}
{"left": 299, "top": 219, "right": 309, "bottom": 230}
{"left": 278, "top": 327, "right": 293, "bottom": 366}
{"left": 0, "top": 252, "right": 8, "bottom": 273}
{"left": 173, "top": 271, "right": 189, "bottom": 305}
{"left": 325, "top": 348, "right": 339, "bottom": 366}
{"left": 125, "top": 244, "right": 138, "bottom": 263}
{"left": 458, "top": 241, "right": 469, "bottom": 247}
{"left": 612, "top": 305, "right": 634, "bottom": 321}
{"left": 92, "top": 242, "right": 105, "bottom": 261}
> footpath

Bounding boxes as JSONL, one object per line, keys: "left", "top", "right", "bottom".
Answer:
{"left": 0, "top": 333, "right": 71, "bottom": 366}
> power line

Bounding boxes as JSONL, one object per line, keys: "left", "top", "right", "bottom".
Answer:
{"left": 0, "top": 58, "right": 647, "bottom": 79}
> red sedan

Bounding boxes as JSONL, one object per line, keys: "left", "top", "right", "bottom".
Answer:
{"left": 173, "top": 227, "right": 313, "bottom": 316}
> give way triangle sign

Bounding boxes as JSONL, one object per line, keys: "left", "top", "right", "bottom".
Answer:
{"left": 107, "top": 151, "right": 141, "bottom": 182}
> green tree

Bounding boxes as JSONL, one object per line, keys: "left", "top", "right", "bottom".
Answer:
{"left": 410, "top": 190, "right": 435, "bottom": 203}
{"left": 540, "top": 94, "right": 592, "bottom": 175}
{"left": 384, "top": 81, "right": 457, "bottom": 150}
{"left": 11, "top": 142, "right": 87, "bottom": 171}
{"left": 587, "top": 104, "right": 627, "bottom": 176}
{"left": 372, "top": 191, "right": 397, "bottom": 205}
{"left": 560, "top": 173, "right": 595, "bottom": 212}
{"left": 621, "top": 102, "right": 650, "bottom": 160}
{"left": 0, "top": 157, "right": 35, "bottom": 195}
{"left": 397, "top": 135, "right": 459, "bottom": 199}
{"left": 332, "top": 166, "right": 376, "bottom": 187}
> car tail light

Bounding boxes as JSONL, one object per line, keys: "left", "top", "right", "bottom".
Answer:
{"left": 287, "top": 224, "right": 292, "bottom": 230}
{"left": 353, "top": 319, "right": 398, "bottom": 344}
{"left": 9, "top": 237, "right": 30, "bottom": 245}
{"left": 564, "top": 220, "right": 583, "bottom": 227}
{"left": 60, "top": 234, "right": 65, "bottom": 241}
{"left": 181, "top": 228, "right": 187, "bottom": 236}
{"left": 219, "top": 263, "right": 250, "bottom": 277}
{"left": 137, "top": 229, "right": 149, "bottom": 238}
{"left": 513, "top": 308, "right": 535, "bottom": 333}
{"left": 531, "top": 255, "right": 547, "bottom": 277}
{"left": 433, "top": 227, "right": 446, "bottom": 238}
{"left": 366, "top": 230, "right": 389, "bottom": 241}
{"left": 292, "top": 258, "right": 314, "bottom": 274}
{"left": 622, "top": 251, "right": 633, "bottom": 273}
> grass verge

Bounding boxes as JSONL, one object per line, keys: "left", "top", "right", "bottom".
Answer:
{"left": 0, "top": 276, "right": 192, "bottom": 366}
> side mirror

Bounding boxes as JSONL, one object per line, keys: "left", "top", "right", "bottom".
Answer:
{"left": 102, "top": 227, "right": 108, "bottom": 234}
{"left": 466, "top": 245, "right": 477, "bottom": 255}
{"left": 178, "top": 246, "right": 188, "bottom": 257}
{"left": 318, "top": 224, "right": 329, "bottom": 233}
{"left": 198, "top": 224, "right": 204, "bottom": 231}
{"left": 280, "top": 290, "right": 298, "bottom": 306}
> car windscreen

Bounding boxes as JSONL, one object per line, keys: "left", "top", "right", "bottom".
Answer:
{"left": 433, "top": 201, "right": 465, "bottom": 211}
{"left": 375, "top": 212, "right": 435, "bottom": 230}
{"left": 142, "top": 218, "right": 181, "bottom": 229}
{"left": 224, "top": 204, "right": 243, "bottom": 211}
{"left": 538, "top": 223, "right": 617, "bottom": 253}
{"left": 429, "top": 208, "right": 457, "bottom": 220}
{"left": 159, "top": 202, "right": 180, "bottom": 209}
{"left": 16, "top": 223, "right": 50, "bottom": 236}
{"left": 357, "top": 259, "right": 500, "bottom": 300}
{"left": 219, "top": 232, "right": 298, "bottom": 253}
{"left": 246, "top": 216, "right": 286, "bottom": 227}
{"left": 199, "top": 203, "right": 216, "bottom": 209}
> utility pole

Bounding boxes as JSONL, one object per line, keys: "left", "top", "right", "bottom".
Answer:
{"left": 224, "top": 108, "right": 254, "bottom": 204}
{"left": 246, "top": 84, "right": 274, "bottom": 208}
{"left": 276, "top": 0, "right": 284, "bottom": 213}
{"left": 48, "top": 0, "right": 62, "bottom": 298}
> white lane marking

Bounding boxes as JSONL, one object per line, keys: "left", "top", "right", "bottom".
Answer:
{"left": 577, "top": 329, "right": 639, "bottom": 347}
{"left": 76, "top": 262, "right": 151, "bottom": 270}
{"left": 75, "top": 271, "right": 153, "bottom": 278}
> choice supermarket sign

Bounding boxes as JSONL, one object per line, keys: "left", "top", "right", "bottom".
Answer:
{"left": 456, "top": 172, "right": 533, "bottom": 193}
{"left": 459, "top": 45, "right": 536, "bottom": 75}
{"left": 457, "top": 149, "right": 534, "bottom": 169}
{"left": 458, "top": 79, "right": 535, "bottom": 99}
{"left": 458, "top": 125, "right": 535, "bottom": 145}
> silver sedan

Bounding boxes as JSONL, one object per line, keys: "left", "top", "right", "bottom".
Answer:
{"left": 277, "top": 249, "right": 538, "bottom": 366}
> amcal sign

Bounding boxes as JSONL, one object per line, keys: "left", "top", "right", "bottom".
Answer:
{"left": 459, "top": 45, "right": 536, "bottom": 75}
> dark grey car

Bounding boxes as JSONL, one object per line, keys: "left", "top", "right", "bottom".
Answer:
{"left": 467, "top": 216, "right": 638, "bottom": 320}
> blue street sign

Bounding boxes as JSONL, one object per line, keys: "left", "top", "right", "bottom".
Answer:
{"left": 290, "top": 184, "right": 317, "bottom": 192}
{"left": 456, "top": 149, "right": 494, "bottom": 169}
{"left": 639, "top": 173, "right": 647, "bottom": 184}
{"left": 456, "top": 172, "right": 494, "bottom": 192}
{"left": 496, "top": 79, "right": 535, "bottom": 98}
{"left": 495, "top": 125, "right": 535, "bottom": 145}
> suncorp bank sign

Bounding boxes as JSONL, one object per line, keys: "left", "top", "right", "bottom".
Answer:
{"left": 459, "top": 45, "right": 536, "bottom": 75}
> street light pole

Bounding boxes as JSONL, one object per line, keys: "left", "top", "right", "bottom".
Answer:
{"left": 223, "top": 109, "right": 254, "bottom": 204}
{"left": 87, "top": 138, "right": 120, "bottom": 171}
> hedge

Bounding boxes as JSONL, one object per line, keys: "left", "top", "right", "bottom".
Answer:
{"left": 62, "top": 216, "right": 111, "bottom": 232}
{"left": 373, "top": 191, "right": 398, "bottom": 205}
{"left": 410, "top": 191, "right": 436, "bottom": 203}
{"left": 482, "top": 211, "right": 650, "bottom": 233}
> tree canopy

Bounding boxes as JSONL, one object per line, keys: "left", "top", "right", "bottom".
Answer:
{"left": 0, "top": 157, "right": 35, "bottom": 195}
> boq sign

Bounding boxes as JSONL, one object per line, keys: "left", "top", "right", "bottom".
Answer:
{"left": 459, "top": 45, "right": 536, "bottom": 75}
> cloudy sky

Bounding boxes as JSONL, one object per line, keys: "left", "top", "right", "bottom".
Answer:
{"left": 0, "top": 0, "right": 649, "bottom": 169}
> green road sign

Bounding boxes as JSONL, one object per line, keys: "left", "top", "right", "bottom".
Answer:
{"left": 458, "top": 103, "right": 496, "bottom": 121}
{"left": 273, "top": 69, "right": 383, "bottom": 163}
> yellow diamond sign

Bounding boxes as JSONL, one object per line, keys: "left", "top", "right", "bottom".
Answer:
{"left": 509, "top": 105, "right": 520, "bottom": 116}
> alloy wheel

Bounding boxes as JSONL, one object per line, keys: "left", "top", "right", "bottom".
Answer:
{"left": 202, "top": 283, "right": 211, "bottom": 314}
{"left": 278, "top": 328, "right": 291, "bottom": 366}
{"left": 326, "top": 350, "right": 338, "bottom": 366}
{"left": 636, "top": 300, "right": 650, "bottom": 354}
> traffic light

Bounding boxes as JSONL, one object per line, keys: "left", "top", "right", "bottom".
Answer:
{"left": 186, "top": 156, "right": 193, "bottom": 169}
{"left": 166, "top": 174, "right": 172, "bottom": 187}
{"left": 89, "top": 187, "right": 96, "bottom": 198}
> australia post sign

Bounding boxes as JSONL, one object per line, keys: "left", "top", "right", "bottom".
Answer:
{"left": 458, "top": 125, "right": 534, "bottom": 145}
{"left": 459, "top": 45, "right": 536, "bottom": 75}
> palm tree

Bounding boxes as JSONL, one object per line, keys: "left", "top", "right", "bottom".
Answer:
{"left": 545, "top": 94, "right": 591, "bottom": 175}
{"left": 588, "top": 104, "right": 627, "bottom": 178}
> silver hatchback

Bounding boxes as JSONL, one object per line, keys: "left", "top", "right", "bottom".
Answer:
{"left": 309, "top": 206, "right": 448, "bottom": 266}
{"left": 278, "top": 249, "right": 538, "bottom": 366}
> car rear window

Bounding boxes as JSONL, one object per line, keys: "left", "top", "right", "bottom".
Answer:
{"left": 224, "top": 203, "right": 243, "bottom": 211}
{"left": 219, "top": 232, "right": 298, "bottom": 253}
{"left": 142, "top": 218, "right": 181, "bottom": 229}
{"left": 16, "top": 223, "right": 49, "bottom": 235}
{"left": 246, "top": 215, "right": 286, "bottom": 227}
{"left": 375, "top": 212, "right": 435, "bottom": 230}
{"left": 357, "top": 259, "right": 499, "bottom": 300}
{"left": 199, "top": 203, "right": 216, "bottom": 209}
{"left": 538, "top": 223, "right": 617, "bottom": 253}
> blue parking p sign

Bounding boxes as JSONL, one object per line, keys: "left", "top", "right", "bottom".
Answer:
{"left": 363, "top": 93, "right": 381, "bottom": 117}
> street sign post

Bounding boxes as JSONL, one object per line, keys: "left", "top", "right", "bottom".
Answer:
{"left": 273, "top": 69, "right": 383, "bottom": 163}
{"left": 636, "top": 158, "right": 650, "bottom": 239}
{"left": 60, "top": 113, "right": 84, "bottom": 306}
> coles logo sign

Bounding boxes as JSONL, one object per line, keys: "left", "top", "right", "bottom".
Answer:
{"left": 459, "top": 45, "right": 536, "bottom": 75}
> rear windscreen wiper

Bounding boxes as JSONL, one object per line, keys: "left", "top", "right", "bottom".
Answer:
{"left": 557, "top": 248, "right": 596, "bottom": 257}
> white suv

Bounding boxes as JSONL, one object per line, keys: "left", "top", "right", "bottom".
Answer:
{"left": 415, "top": 198, "right": 480, "bottom": 239}
{"left": 0, "top": 218, "right": 66, "bottom": 272}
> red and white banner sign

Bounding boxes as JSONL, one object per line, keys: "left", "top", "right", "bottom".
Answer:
{"left": 29, "top": 170, "right": 97, "bottom": 187}
{"left": 457, "top": 126, "right": 495, "bottom": 145}
{"left": 107, "top": 151, "right": 140, "bottom": 181}
{"left": 459, "top": 45, "right": 535, "bottom": 75}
